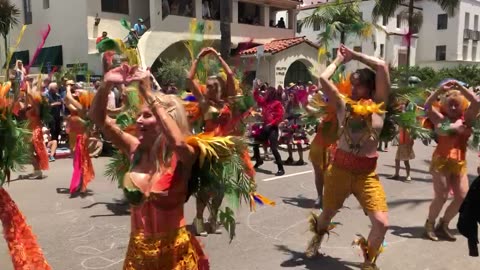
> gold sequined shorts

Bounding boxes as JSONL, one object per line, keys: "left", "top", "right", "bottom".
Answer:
{"left": 123, "top": 227, "right": 207, "bottom": 270}
{"left": 323, "top": 165, "right": 388, "bottom": 212}
{"left": 430, "top": 156, "right": 467, "bottom": 176}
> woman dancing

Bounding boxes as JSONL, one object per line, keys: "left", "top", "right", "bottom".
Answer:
{"left": 424, "top": 80, "right": 480, "bottom": 241}
{"left": 20, "top": 79, "right": 49, "bottom": 179}
{"left": 187, "top": 47, "right": 241, "bottom": 236}
{"left": 252, "top": 84, "right": 285, "bottom": 175}
{"left": 64, "top": 81, "right": 95, "bottom": 195}
{"left": 90, "top": 65, "right": 209, "bottom": 269}
{"left": 306, "top": 45, "right": 390, "bottom": 270}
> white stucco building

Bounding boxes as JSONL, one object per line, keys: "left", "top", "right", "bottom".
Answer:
{"left": 1, "top": 0, "right": 321, "bottom": 86}
{"left": 297, "top": 0, "right": 419, "bottom": 70}
{"left": 298, "top": 0, "right": 480, "bottom": 70}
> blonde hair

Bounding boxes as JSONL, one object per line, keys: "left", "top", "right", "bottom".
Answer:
{"left": 207, "top": 75, "right": 222, "bottom": 99}
{"left": 440, "top": 90, "right": 470, "bottom": 112}
{"left": 150, "top": 93, "right": 192, "bottom": 168}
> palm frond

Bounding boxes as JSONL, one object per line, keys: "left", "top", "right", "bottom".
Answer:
{"left": 371, "top": 0, "right": 404, "bottom": 22}
{"left": 433, "top": 0, "right": 461, "bottom": 16}
{"left": 398, "top": 8, "right": 424, "bottom": 30}
{"left": 104, "top": 150, "right": 130, "bottom": 188}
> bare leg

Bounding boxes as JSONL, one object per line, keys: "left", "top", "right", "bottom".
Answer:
{"left": 313, "top": 165, "right": 324, "bottom": 208}
{"left": 427, "top": 172, "right": 449, "bottom": 222}
{"left": 194, "top": 191, "right": 209, "bottom": 236}
{"left": 366, "top": 211, "right": 389, "bottom": 263}
{"left": 297, "top": 143, "right": 304, "bottom": 163}
{"left": 442, "top": 174, "right": 468, "bottom": 223}
{"left": 404, "top": 161, "right": 411, "bottom": 181}
{"left": 50, "top": 140, "right": 58, "bottom": 158}
{"left": 305, "top": 208, "right": 337, "bottom": 257}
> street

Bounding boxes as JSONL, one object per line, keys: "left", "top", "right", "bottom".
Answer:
{"left": 1, "top": 143, "right": 479, "bottom": 270}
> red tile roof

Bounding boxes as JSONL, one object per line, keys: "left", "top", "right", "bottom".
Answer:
{"left": 239, "top": 36, "right": 319, "bottom": 56}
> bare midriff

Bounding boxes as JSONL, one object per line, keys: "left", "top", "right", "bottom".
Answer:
{"left": 130, "top": 202, "right": 185, "bottom": 236}
{"left": 337, "top": 113, "right": 384, "bottom": 158}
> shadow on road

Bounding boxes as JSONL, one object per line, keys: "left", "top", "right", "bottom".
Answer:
{"left": 389, "top": 225, "right": 426, "bottom": 239}
{"left": 383, "top": 164, "right": 431, "bottom": 176}
{"left": 387, "top": 198, "right": 431, "bottom": 209}
{"left": 281, "top": 195, "right": 316, "bottom": 209}
{"left": 82, "top": 199, "right": 130, "bottom": 217}
{"left": 378, "top": 173, "right": 432, "bottom": 183}
{"left": 275, "top": 245, "right": 355, "bottom": 269}
{"left": 255, "top": 168, "right": 273, "bottom": 175}
{"left": 56, "top": 187, "right": 94, "bottom": 198}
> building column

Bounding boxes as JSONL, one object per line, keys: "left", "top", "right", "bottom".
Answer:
{"left": 232, "top": 0, "right": 239, "bottom": 24}
{"left": 263, "top": 5, "right": 270, "bottom": 27}
{"left": 149, "top": 0, "right": 162, "bottom": 27}
{"left": 195, "top": 0, "right": 202, "bottom": 20}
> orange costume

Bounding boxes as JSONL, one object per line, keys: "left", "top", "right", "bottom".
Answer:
{"left": 395, "top": 128, "right": 415, "bottom": 161}
{"left": 26, "top": 108, "right": 49, "bottom": 171}
{"left": 430, "top": 127, "right": 471, "bottom": 176}
{"left": 309, "top": 107, "right": 338, "bottom": 170}
{"left": 122, "top": 155, "right": 208, "bottom": 270}
{"left": 67, "top": 111, "right": 95, "bottom": 194}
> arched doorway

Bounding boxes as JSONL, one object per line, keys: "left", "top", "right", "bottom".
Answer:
{"left": 284, "top": 60, "right": 313, "bottom": 86}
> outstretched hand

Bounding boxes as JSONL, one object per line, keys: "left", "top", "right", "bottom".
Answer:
{"left": 439, "top": 80, "right": 456, "bottom": 92}
{"left": 339, "top": 44, "right": 355, "bottom": 63}
{"left": 103, "top": 64, "right": 146, "bottom": 85}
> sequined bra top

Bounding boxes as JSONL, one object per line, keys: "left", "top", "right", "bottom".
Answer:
{"left": 123, "top": 154, "right": 187, "bottom": 235}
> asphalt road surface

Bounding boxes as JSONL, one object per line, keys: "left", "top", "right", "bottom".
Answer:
{"left": 1, "top": 143, "right": 479, "bottom": 270}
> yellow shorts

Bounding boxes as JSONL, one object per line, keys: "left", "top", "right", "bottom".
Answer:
{"left": 323, "top": 165, "right": 388, "bottom": 212}
{"left": 309, "top": 143, "right": 328, "bottom": 169}
{"left": 430, "top": 156, "right": 467, "bottom": 176}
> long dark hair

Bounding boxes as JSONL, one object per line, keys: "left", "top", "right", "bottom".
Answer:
{"left": 351, "top": 68, "right": 376, "bottom": 97}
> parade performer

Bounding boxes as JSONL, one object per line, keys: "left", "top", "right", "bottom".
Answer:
{"left": 281, "top": 85, "right": 307, "bottom": 165}
{"left": 305, "top": 45, "right": 390, "bottom": 270}
{"left": 19, "top": 79, "right": 50, "bottom": 179}
{"left": 64, "top": 80, "right": 95, "bottom": 195}
{"left": 187, "top": 47, "right": 254, "bottom": 236}
{"left": 305, "top": 92, "right": 338, "bottom": 208}
{"left": 252, "top": 83, "right": 285, "bottom": 176}
{"left": 0, "top": 81, "right": 51, "bottom": 270}
{"left": 424, "top": 80, "right": 480, "bottom": 241}
{"left": 390, "top": 126, "right": 414, "bottom": 182}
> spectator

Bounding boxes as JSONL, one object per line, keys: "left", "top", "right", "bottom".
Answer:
{"left": 14, "top": 60, "right": 27, "bottom": 83}
{"left": 125, "top": 29, "right": 139, "bottom": 48}
{"left": 202, "top": 0, "right": 211, "bottom": 19}
{"left": 96, "top": 31, "right": 108, "bottom": 44}
{"left": 277, "top": 17, "right": 286, "bottom": 28}
{"left": 165, "top": 82, "right": 178, "bottom": 95}
{"left": 43, "top": 127, "right": 58, "bottom": 161}
{"left": 134, "top": 18, "right": 147, "bottom": 36}
{"left": 45, "top": 82, "right": 63, "bottom": 161}
{"left": 42, "top": 78, "right": 51, "bottom": 95}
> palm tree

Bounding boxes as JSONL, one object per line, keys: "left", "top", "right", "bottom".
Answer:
{"left": 300, "top": 0, "right": 374, "bottom": 60}
{"left": 372, "top": 0, "right": 460, "bottom": 67}
{"left": 219, "top": 0, "right": 232, "bottom": 60}
{"left": 0, "top": 0, "right": 20, "bottom": 67}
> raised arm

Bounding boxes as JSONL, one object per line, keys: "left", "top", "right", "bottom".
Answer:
{"left": 88, "top": 68, "right": 139, "bottom": 155}
{"left": 319, "top": 49, "right": 345, "bottom": 110}
{"left": 64, "top": 84, "right": 84, "bottom": 112}
{"left": 137, "top": 74, "right": 196, "bottom": 165}
{"left": 211, "top": 48, "right": 236, "bottom": 98}
{"left": 424, "top": 83, "right": 449, "bottom": 125}
{"left": 187, "top": 48, "right": 211, "bottom": 113}
{"left": 454, "top": 81, "right": 480, "bottom": 125}
{"left": 253, "top": 80, "right": 266, "bottom": 106}
{"left": 341, "top": 44, "right": 390, "bottom": 104}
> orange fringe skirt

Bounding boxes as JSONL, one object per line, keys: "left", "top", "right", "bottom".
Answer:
{"left": 0, "top": 188, "right": 51, "bottom": 270}
{"left": 31, "top": 125, "right": 49, "bottom": 170}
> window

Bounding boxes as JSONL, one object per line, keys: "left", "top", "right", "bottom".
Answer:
{"left": 296, "top": 21, "right": 302, "bottom": 33}
{"left": 396, "top": 14, "right": 402, "bottom": 28}
{"left": 436, "top": 45, "right": 446, "bottom": 61}
{"left": 473, "top": 41, "right": 478, "bottom": 61}
{"left": 465, "top": 12, "right": 470, "bottom": 29}
{"left": 475, "top": 15, "right": 479, "bottom": 31}
{"left": 382, "top": 15, "right": 388, "bottom": 26}
{"left": 463, "top": 40, "right": 469, "bottom": 60}
{"left": 380, "top": 44, "right": 385, "bottom": 58}
{"left": 353, "top": 46, "right": 362, "bottom": 53}
{"left": 101, "top": 0, "right": 129, "bottom": 14}
{"left": 23, "top": 0, "right": 32, "bottom": 25}
{"left": 43, "top": 0, "right": 49, "bottom": 9}
{"left": 313, "top": 23, "right": 320, "bottom": 31}
{"left": 437, "top": 14, "right": 448, "bottom": 30}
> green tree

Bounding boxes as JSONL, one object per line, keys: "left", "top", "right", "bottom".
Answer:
{"left": 300, "top": 0, "right": 375, "bottom": 61}
{"left": 155, "top": 58, "right": 190, "bottom": 89}
{"left": 0, "top": 0, "right": 20, "bottom": 67}
{"left": 373, "top": 0, "right": 460, "bottom": 67}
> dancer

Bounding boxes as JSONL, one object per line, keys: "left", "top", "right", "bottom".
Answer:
{"left": 390, "top": 126, "right": 414, "bottom": 182}
{"left": 0, "top": 81, "right": 51, "bottom": 270}
{"left": 64, "top": 81, "right": 95, "bottom": 195}
{"left": 187, "top": 47, "right": 243, "bottom": 236}
{"left": 306, "top": 45, "right": 390, "bottom": 270}
{"left": 90, "top": 66, "right": 209, "bottom": 269}
{"left": 306, "top": 92, "right": 338, "bottom": 208}
{"left": 20, "top": 79, "right": 49, "bottom": 179}
{"left": 252, "top": 82, "right": 285, "bottom": 176}
{"left": 424, "top": 80, "right": 480, "bottom": 241}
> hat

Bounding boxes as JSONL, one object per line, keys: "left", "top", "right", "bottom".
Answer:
{"left": 308, "top": 81, "right": 312, "bottom": 84}
{"left": 138, "top": 18, "right": 144, "bottom": 22}
{"left": 66, "top": 80, "right": 75, "bottom": 85}
{"left": 289, "top": 82, "right": 295, "bottom": 87}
